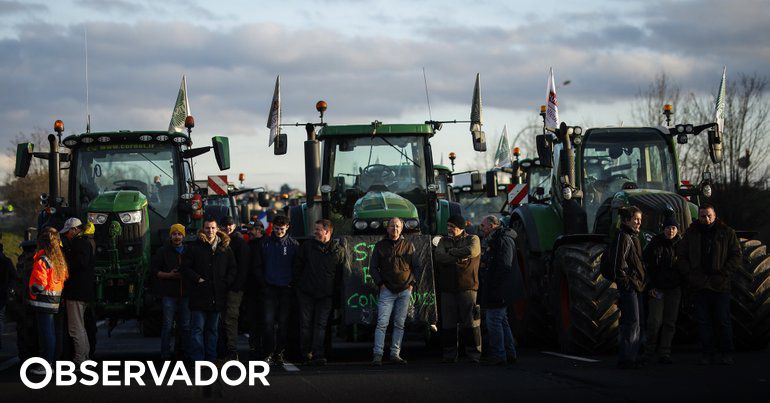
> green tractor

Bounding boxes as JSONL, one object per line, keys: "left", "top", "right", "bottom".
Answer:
{"left": 269, "top": 76, "right": 485, "bottom": 330}
{"left": 506, "top": 114, "right": 770, "bottom": 353}
{"left": 14, "top": 118, "right": 231, "bottom": 336}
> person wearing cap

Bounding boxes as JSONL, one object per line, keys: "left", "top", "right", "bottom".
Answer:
{"left": 151, "top": 223, "right": 190, "bottom": 360}
{"left": 218, "top": 215, "right": 250, "bottom": 360}
{"left": 434, "top": 214, "right": 482, "bottom": 363}
{"left": 61, "top": 217, "right": 95, "bottom": 366}
{"left": 641, "top": 215, "right": 683, "bottom": 365}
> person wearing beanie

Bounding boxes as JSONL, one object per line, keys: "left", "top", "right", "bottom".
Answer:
{"left": 677, "top": 204, "right": 741, "bottom": 365}
{"left": 151, "top": 223, "right": 190, "bottom": 360}
{"left": 61, "top": 217, "right": 94, "bottom": 366}
{"left": 434, "top": 214, "right": 482, "bottom": 363}
{"left": 641, "top": 214, "right": 683, "bottom": 365}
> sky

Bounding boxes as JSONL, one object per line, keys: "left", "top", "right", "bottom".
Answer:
{"left": 1, "top": 0, "right": 768, "bottom": 189}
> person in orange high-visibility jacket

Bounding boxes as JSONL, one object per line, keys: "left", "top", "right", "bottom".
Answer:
{"left": 26, "top": 227, "right": 68, "bottom": 375}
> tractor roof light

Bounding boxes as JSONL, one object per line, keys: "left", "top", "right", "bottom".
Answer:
{"left": 676, "top": 125, "right": 685, "bottom": 133}
{"left": 449, "top": 152, "right": 456, "bottom": 161}
{"left": 54, "top": 120, "right": 64, "bottom": 134}
{"left": 316, "top": 100, "right": 328, "bottom": 113}
{"left": 663, "top": 104, "right": 673, "bottom": 113}
{"left": 702, "top": 183, "right": 713, "bottom": 198}
{"left": 573, "top": 126, "right": 583, "bottom": 136}
{"left": 172, "top": 136, "right": 187, "bottom": 144}
{"left": 138, "top": 135, "right": 153, "bottom": 142}
{"left": 562, "top": 186, "right": 573, "bottom": 200}
{"left": 63, "top": 138, "right": 78, "bottom": 147}
{"left": 80, "top": 136, "right": 94, "bottom": 144}
{"left": 155, "top": 134, "right": 169, "bottom": 142}
{"left": 97, "top": 136, "right": 111, "bottom": 143}
{"left": 184, "top": 115, "right": 195, "bottom": 130}
{"left": 573, "top": 135, "right": 583, "bottom": 145}
{"left": 539, "top": 105, "right": 546, "bottom": 115}
{"left": 677, "top": 133, "right": 689, "bottom": 144}
{"left": 685, "top": 124, "right": 694, "bottom": 134}
{"left": 513, "top": 147, "right": 521, "bottom": 157}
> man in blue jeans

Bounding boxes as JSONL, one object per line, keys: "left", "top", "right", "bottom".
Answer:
{"left": 151, "top": 224, "right": 190, "bottom": 360}
{"left": 370, "top": 217, "right": 421, "bottom": 366}
{"left": 182, "top": 218, "right": 237, "bottom": 362}
{"left": 478, "top": 215, "right": 525, "bottom": 366}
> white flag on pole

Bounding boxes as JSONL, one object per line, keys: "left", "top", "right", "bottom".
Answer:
{"left": 267, "top": 76, "right": 281, "bottom": 146}
{"left": 168, "top": 75, "right": 191, "bottom": 133}
{"left": 545, "top": 67, "right": 559, "bottom": 131}
{"left": 715, "top": 67, "right": 726, "bottom": 135}
{"left": 494, "top": 125, "right": 511, "bottom": 168}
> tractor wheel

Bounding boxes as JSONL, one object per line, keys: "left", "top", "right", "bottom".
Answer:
{"left": 731, "top": 238, "right": 770, "bottom": 350}
{"left": 551, "top": 242, "right": 619, "bottom": 354}
{"left": 508, "top": 220, "right": 552, "bottom": 346}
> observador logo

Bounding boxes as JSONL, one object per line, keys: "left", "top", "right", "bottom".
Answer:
{"left": 20, "top": 358, "right": 271, "bottom": 389}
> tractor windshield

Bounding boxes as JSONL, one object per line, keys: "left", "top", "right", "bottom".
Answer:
{"left": 73, "top": 143, "right": 179, "bottom": 217}
{"left": 581, "top": 130, "right": 676, "bottom": 225}
{"left": 329, "top": 135, "right": 427, "bottom": 194}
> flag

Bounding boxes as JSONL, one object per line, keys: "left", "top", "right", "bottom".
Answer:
{"left": 470, "top": 73, "right": 482, "bottom": 133}
{"left": 494, "top": 125, "right": 511, "bottom": 167}
{"left": 715, "top": 66, "right": 726, "bottom": 135}
{"left": 168, "top": 75, "right": 191, "bottom": 133}
{"left": 545, "top": 67, "right": 559, "bottom": 131}
{"left": 258, "top": 211, "right": 273, "bottom": 236}
{"left": 267, "top": 76, "right": 281, "bottom": 146}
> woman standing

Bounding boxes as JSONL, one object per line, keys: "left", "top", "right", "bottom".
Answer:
{"left": 28, "top": 227, "right": 69, "bottom": 375}
{"left": 610, "top": 207, "right": 647, "bottom": 369}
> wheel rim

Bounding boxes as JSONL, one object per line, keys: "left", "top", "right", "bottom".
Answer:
{"left": 560, "top": 275, "right": 570, "bottom": 331}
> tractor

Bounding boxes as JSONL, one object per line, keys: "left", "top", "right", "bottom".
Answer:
{"left": 13, "top": 118, "right": 231, "bottom": 336}
{"left": 269, "top": 76, "right": 485, "bottom": 334}
{"left": 505, "top": 110, "right": 770, "bottom": 353}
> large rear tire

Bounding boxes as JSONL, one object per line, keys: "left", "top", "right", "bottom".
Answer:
{"left": 508, "top": 220, "right": 552, "bottom": 347}
{"left": 551, "top": 242, "right": 619, "bottom": 354}
{"left": 731, "top": 238, "right": 770, "bottom": 350}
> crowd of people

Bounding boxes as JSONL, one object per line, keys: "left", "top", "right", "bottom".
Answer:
{"left": 13, "top": 201, "right": 743, "bottom": 374}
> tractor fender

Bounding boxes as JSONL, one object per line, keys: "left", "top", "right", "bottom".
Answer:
{"left": 511, "top": 204, "right": 563, "bottom": 253}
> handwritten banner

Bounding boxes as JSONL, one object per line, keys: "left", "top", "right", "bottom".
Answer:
{"left": 341, "top": 235, "right": 437, "bottom": 326}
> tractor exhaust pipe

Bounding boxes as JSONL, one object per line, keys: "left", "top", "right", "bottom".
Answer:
{"left": 304, "top": 123, "right": 321, "bottom": 207}
{"left": 47, "top": 133, "right": 61, "bottom": 208}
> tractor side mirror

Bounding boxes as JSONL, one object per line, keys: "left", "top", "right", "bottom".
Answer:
{"left": 536, "top": 135, "right": 553, "bottom": 168}
{"left": 471, "top": 130, "right": 487, "bottom": 152}
{"left": 470, "top": 172, "right": 483, "bottom": 192}
{"left": 257, "top": 191, "right": 270, "bottom": 207}
{"left": 211, "top": 136, "right": 231, "bottom": 170}
{"left": 273, "top": 132, "right": 288, "bottom": 155}
{"left": 15, "top": 142, "right": 33, "bottom": 178}
{"left": 707, "top": 129, "right": 723, "bottom": 163}
{"left": 485, "top": 170, "right": 498, "bottom": 198}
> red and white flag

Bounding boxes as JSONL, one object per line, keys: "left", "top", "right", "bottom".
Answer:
{"left": 545, "top": 67, "right": 559, "bottom": 131}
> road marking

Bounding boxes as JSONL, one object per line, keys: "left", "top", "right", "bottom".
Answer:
{"left": 283, "top": 362, "right": 300, "bottom": 372}
{"left": 0, "top": 357, "right": 20, "bottom": 372}
{"left": 541, "top": 351, "right": 600, "bottom": 363}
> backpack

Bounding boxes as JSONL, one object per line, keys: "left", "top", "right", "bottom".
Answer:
{"left": 599, "top": 233, "right": 630, "bottom": 282}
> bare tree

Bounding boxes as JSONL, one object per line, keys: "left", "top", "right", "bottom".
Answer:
{"left": 632, "top": 72, "right": 682, "bottom": 127}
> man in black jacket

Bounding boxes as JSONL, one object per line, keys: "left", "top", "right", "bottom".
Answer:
{"left": 245, "top": 221, "right": 265, "bottom": 360}
{"left": 218, "top": 216, "right": 249, "bottom": 360}
{"left": 478, "top": 215, "right": 523, "bottom": 366}
{"left": 61, "top": 217, "right": 95, "bottom": 366}
{"left": 182, "top": 218, "right": 237, "bottom": 362}
{"left": 677, "top": 203, "right": 741, "bottom": 365}
{"left": 151, "top": 223, "right": 190, "bottom": 360}
{"left": 292, "top": 219, "right": 347, "bottom": 365}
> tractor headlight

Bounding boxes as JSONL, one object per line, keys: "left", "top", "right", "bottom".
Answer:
{"left": 405, "top": 218, "right": 419, "bottom": 230}
{"left": 118, "top": 210, "right": 142, "bottom": 224}
{"left": 320, "top": 184, "right": 332, "bottom": 194}
{"left": 573, "top": 135, "right": 583, "bottom": 145}
{"left": 702, "top": 184, "right": 712, "bottom": 198}
{"left": 562, "top": 187, "right": 573, "bottom": 200}
{"left": 354, "top": 220, "right": 368, "bottom": 230}
{"left": 88, "top": 212, "right": 108, "bottom": 225}
{"left": 369, "top": 220, "right": 381, "bottom": 229}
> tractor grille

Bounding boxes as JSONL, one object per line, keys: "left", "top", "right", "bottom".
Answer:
{"left": 628, "top": 193, "right": 691, "bottom": 233}
{"left": 92, "top": 213, "right": 146, "bottom": 260}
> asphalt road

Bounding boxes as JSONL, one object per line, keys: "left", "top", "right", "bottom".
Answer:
{"left": 0, "top": 320, "right": 768, "bottom": 402}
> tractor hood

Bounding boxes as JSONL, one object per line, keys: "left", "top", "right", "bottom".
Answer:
{"left": 613, "top": 189, "right": 693, "bottom": 235}
{"left": 353, "top": 191, "right": 418, "bottom": 220}
{"left": 88, "top": 190, "right": 148, "bottom": 213}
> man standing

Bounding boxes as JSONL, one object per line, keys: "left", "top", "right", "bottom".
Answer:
{"left": 478, "top": 215, "right": 523, "bottom": 366}
{"left": 434, "top": 215, "right": 482, "bottom": 363}
{"left": 259, "top": 214, "right": 298, "bottom": 365}
{"left": 182, "top": 218, "right": 237, "bottom": 362}
{"left": 219, "top": 216, "right": 249, "bottom": 360}
{"left": 151, "top": 223, "right": 190, "bottom": 360}
{"left": 678, "top": 203, "right": 741, "bottom": 365}
{"left": 245, "top": 221, "right": 265, "bottom": 360}
{"left": 292, "top": 219, "right": 347, "bottom": 365}
{"left": 370, "top": 217, "right": 421, "bottom": 366}
{"left": 60, "top": 217, "right": 95, "bottom": 367}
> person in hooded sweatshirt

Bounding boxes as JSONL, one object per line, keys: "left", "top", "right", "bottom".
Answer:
{"left": 292, "top": 219, "right": 347, "bottom": 365}
{"left": 182, "top": 218, "right": 237, "bottom": 362}
{"left": 258, "top": 214, "right": 299, "bottom": 365}
{"left": 152, "top": 223, "right": 190, "bottom": 360}
{"left": 641, "top": 215, "right": 683, "bottom": 364}
{"left": 677, "top": 203, "right": 741, "bottom": 365}
{"left": 610, "top": 206, "right": 647, "bottom": 369}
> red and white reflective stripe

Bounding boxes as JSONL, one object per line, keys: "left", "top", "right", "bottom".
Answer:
{"left": 507, "top": 184, "right": 529, "bottom": 205}
{"left": 207, "top": 175, "right": 228, "bottom": 196}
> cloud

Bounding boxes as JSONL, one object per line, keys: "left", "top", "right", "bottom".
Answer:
{"left": 0, "top": 0, "right": 46, "bottom": 15}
